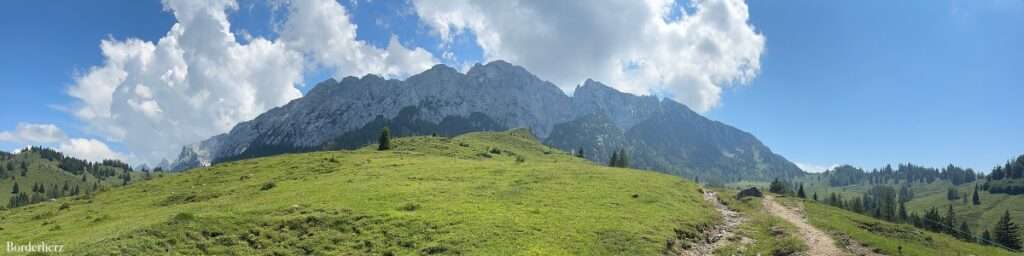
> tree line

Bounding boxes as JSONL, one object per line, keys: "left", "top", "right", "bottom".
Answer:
{"left": 823, "top": 163, "right": 979, "bottom": 187}
{"left": 807, "top": 185, "right": 1021, "bottom": 251}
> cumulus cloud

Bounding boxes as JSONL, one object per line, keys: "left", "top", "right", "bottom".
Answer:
{"left": 277, "top": 0, "right": 436, "bottom": 78}
{"left": 68, "top": 0, "right": 436, "bottom": 164}
{"left": 0, "top": 123, "right": 126, "bottom": 162}
{"left": 0, "top": 123, "right": 68, "bottom": 144}
{"left": 412, "top": 0, "right": 765, "bottom": 112}
{"left": 58, "top": 138, "right": 126, "bottom": 162}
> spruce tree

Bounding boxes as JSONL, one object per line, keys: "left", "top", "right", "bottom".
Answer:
{"left": 972, "top": 184, "right": 981, "bottom": 205}
{"left": 614, "top": 149, "right": 622, "bottom": 166}
{"left": 898, "top": 201, "right": 908, "bottom": 221}
{"left": 981, "top": 229, "right": 992, "bottom": 245}
{"left": 11, "top": 182, "right": 18, "bottom": 194}
{"left": 994, "top": 210, "right": 1022, "bottom": 250}
{"left": 608, "top": 151, "right": 619, "bottom": 167}
{"left": 575, "top": 147, "right": 584, "bottom": 158}
{"left": 944, "top": 205, "right": 957, "bottom": 235}
{"left": 797, "top": 184, "right": 806, "bottom": 198}
{"left": 812, "top": 192, "right": 818, "bottom": 201}
{"left": 959, "top": 221, "right": 973, "bottom": 241}
{"left": 377, "top": 127, "right": 392, "bottom": 151}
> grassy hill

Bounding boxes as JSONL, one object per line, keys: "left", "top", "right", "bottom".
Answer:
{"left": 784, "top": 196, "right": 1016, "bottom": 255}
{"left": 0, "top": 149, "right": 145, "bottom": 208}
{"left": 786, "top": 175, "right": 1024, "bottom": 242}
{"left": 0, "top": 130, "right": 718, "bottom": 255}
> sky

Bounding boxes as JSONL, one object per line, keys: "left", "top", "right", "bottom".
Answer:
{"left": 0, "top": 0, "right": 1021, "bottom": 173}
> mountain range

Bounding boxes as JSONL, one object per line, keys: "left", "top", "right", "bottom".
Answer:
{"left": 168, "top": 60, "right": 802, "bottom": 183}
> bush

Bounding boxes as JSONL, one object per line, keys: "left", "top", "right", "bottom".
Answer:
{"left": 398, "top": 203, "right": 420, "bottom": 211}
{"left": 260, "top": 181, "right": 277, "bottom": 191}
{"left": 515, "top": 156, "right": 526, "bottom": 163}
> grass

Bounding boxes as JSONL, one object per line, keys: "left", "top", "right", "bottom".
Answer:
{"left": 0, "top": 129, "right": 718, "bottom": 255}
{"left": 785, "top": 196, "right": 1018, "bottom": 256}
{"left": 713, "top": 190, "right": 807, "bottom": 256}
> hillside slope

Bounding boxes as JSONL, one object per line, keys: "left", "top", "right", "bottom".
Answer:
{"left": 0, "top": 130, "right": 719, "bottom": 255}
{"left": 0, "top": 149, "right": 142, "bottom": 208}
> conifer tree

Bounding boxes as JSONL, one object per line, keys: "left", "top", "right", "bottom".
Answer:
{"left": 812, "top": 192, "right": 818, "bottom": 201}
{"left": 994, "top": 210, "right": 1022, "bottom": 250}
{"left": 11, "top": 182, "right": 18, "bottom": 194}
{"left": 972, "top": 184, "right": 981, "bottom": 205}
{"left": 617, "top": 149, "right": 629, "bottom": 168}
{"left": 377, "top": 127, "right": 392, "bottom": 151}
{"left": 944, "top": 205, "right": 957, "bottom": 235}
{"left": 797, "top": 183, "right": 806, "bottom": 198}
{"left": 898, "top": 201, "right": 908, "bottom": 221}
{"left": 575, "top": 147, "right": 584, "bottom": 158}
{"left": 608, "top": 151, "right": 619, "bottom": 167}
{"left": 959, "top": 221, "right": 973, "bottom": 241}
{"left": 981, "top": 229, "right": 992, "bottom": 245}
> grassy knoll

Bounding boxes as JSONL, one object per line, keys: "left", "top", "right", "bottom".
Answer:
{"left": 0, "top": 130, "right": 717, "bottom": 255}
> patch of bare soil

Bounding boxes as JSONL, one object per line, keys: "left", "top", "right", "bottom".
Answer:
{"left": 762, "top": 195, "right": 848, "bottom": 256}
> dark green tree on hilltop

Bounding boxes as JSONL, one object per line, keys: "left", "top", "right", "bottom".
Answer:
{"left": 797, "top": 183, "right": 806, "bottom": 198}
{"left": 769, "top": 178, "right": 786, "bottom": 194}
{"left": 607, "top": 149, "right": 629, "bottom": 168}
{"left": 959, "top": 221, "right": 973, "bottom": 241}
{"left": 944, "top": 205, "right": 957, "bottom": 235}
{"left": 609, "top": 151, "right": 619, "bottom": 167}
{"left": 994, "top": 210, "right": 1022, "bottom": 250}
{"left": 972, "top": 184, "right": 981, "bottom": 205}
{"left": 377, "top": 127, "right": 392, "bottom": 151}
{"left": 981, "top": 229, "right": 992, "bottom": 245}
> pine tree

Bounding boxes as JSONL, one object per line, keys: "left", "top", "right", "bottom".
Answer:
{"left": 898, "top": 201, "right": 908, "bottom": 221}
{"left": 812, "top": 192, "right": 818, "bottom": 201}
{"left": 769, "top": 178, "right": 786, "bottom": 194}
{"left": 959, "top": 221, "right": 973, "bottom": 241}
{"left": 608, "top": 151, "right": 619, "bottom": 167}
{"left": 11, "top": 182, "right": 18, "bottom": 194}
{"left": 972, "top": 184, "right": 981, "bottom": 205}
{"left": 377, "top": 127, "right": 392, "bottom": 151}
{"left": 797, "top": 184, "right": 806, "bottom": 198}
{"left": 944, "top": 205, "right": 957, "bottom": 235}
{"left": 994, "top": 210, "right": 1022, "bottom": 250}
{"left": 981, "top": 229, "right": 992, "bottom": 245}
{"left": 614, "top": 149, "right": 622, "bottom": 166}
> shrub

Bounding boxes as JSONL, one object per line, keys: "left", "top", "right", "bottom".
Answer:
{"left": 398, "top": 203, "right": 420, "bottom": 211}
{"left": 260, "top": 181, "right": 277, "bottom": 191}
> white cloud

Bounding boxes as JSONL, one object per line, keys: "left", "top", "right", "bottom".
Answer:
{"left": 1, "top": 123, "right": 128, "bottom": 162}
{"left": 277, "top": 0, "right": 436, "bottom": 79}
{"left": 794, "top": 162, "right": 838, "bottom": 173}
{"left": 412, "top": 0, "right": 765, "bottom": 112}
{"left": 58, "top": 138, "right": 125, "bottom": 162}
{"left": 0, "top": 123, "right": 68, "bottom": 144}
{"left": 67, "top": 0, "right": 436, "bottom": 165}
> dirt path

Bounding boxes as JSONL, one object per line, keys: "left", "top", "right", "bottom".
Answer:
{"left": 762, "top": 195, "right": 848, "bottom": 256}
{"left": 676, "top": 191, "right": 747, "bottom": 256}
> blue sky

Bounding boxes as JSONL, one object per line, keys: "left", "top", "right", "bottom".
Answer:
{"left": 0, "top": 0, "right": 1021, "bottom": 172}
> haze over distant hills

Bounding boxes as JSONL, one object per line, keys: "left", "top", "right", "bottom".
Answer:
{"left": 168, "top": 61, "right": 803, "bottom": 183}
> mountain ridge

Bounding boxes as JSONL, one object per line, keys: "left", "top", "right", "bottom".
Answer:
{"left": 169, "top": 60, "right": 803, "bottom": 183}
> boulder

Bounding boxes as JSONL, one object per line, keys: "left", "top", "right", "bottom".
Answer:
{"left": 736, "top": 187, "right": 763, "bottom": 199}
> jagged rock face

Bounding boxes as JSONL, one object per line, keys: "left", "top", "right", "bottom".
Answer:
{"left": 169, "top": 60, "right": 803, "bottom": 183}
